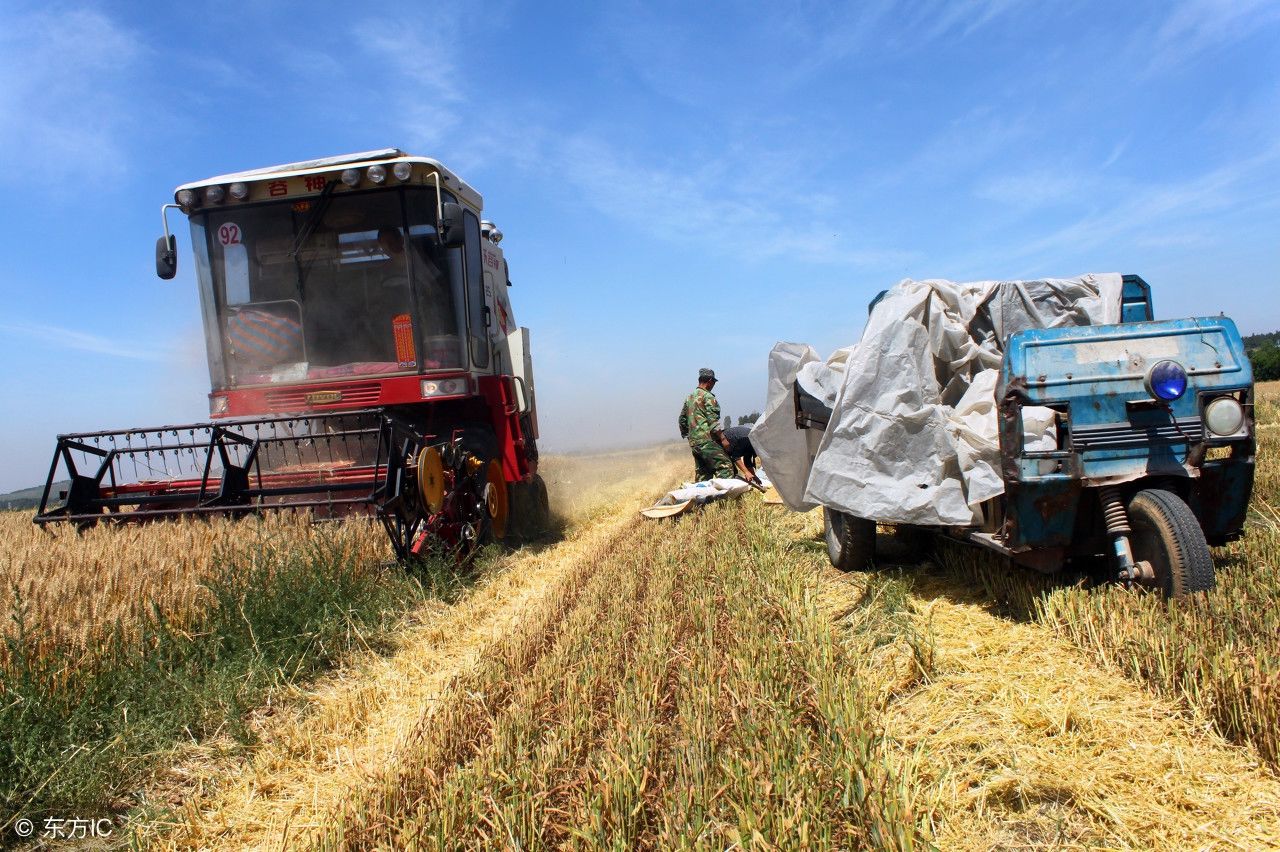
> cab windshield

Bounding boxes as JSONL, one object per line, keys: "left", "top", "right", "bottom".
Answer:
{"left": 191, "top": 187, "right": 465, "bottom": 387}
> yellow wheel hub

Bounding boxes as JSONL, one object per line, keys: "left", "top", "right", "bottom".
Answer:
{"left": 485, "top": 459, "right": 508, "bottom": 540}
{"left": 417, "top": 446, "right": 445, "bottom": 514}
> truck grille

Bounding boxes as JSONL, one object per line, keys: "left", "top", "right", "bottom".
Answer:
{"left": 1071, "top": 417, "right": 1203, "bottom": 450}
{"left": 265, "top": 381, "right": 382, "bottom": 410}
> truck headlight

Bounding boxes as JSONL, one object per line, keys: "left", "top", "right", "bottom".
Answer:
{"left": 1204, "top": 396, "right": 1245, "bottom": 436}
{"left": 1146, "top": 360, "right": 1187, "bottom": 401}
{"left": 210, "top": 395, "right": 229, "bottom": 415}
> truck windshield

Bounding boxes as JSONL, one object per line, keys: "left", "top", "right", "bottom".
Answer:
{"left": 191, "top": 187, "right": 464, "bottom": 387}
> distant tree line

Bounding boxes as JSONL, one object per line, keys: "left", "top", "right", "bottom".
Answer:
{"left": 1244, "top": 332, "right": 1280, "bottom": 382}
{"left": 718, "top": 412, "right": 762, "bottom": 430}
{"left": 1243, "top": 331, "right": 1280, "bottom": 349}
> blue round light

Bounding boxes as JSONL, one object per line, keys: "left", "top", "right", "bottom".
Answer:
{"left": 1146, "top": 360, "right": 1187, "bottom": 401}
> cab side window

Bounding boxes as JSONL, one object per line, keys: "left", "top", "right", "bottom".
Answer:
{"left": 463, "top": 210, "right": 489, "bottom": 369}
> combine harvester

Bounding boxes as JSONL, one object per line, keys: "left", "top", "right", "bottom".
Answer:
{"left": 35, "top": 149, "right": 547, "bottom": 560}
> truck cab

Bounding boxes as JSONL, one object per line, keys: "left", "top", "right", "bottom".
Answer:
{"left": 995, "top": 276, "right": 1254, "bottom": 592}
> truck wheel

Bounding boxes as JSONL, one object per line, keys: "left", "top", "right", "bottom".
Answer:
{"left": 824, "top": 507, "right": 875, "bottom": 572}
{"left": 1127, "top": 489, "right": 1215, "bottom": 597}
{"left": 889, "top": 524, "right": 931, "bottom": 562}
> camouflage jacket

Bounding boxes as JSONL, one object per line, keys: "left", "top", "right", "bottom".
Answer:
{"left": 678, "top": 387, "right": 721, "bottom": 444}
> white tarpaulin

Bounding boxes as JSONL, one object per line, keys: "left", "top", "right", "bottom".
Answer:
{"left": 753, "top": 274, "right": 1124, "bottom": 525}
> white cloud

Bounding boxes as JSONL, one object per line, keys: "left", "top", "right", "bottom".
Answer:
{"left": 1145, "top": 0, "right": 1280, "bottom": 74}
{"left": 962, "top": 140, "right": 1280, "bottom": 266}
{"left": 352, "top": 22, "right": 468, "bottom": 156}
{"left": 354, "top": 25, "right": 462, "bottom": 102}
{"left": 2, "top": 321, "right": 169, "bottom": 361}
{"left": 873, "top": 106, "right": 1034, "bottom": 189}
{"left": 554, "top": 135, "right": 912, "bottom": 268}
{"left": 0, "top": 8, "right": 143, "bottom": 184}
{"left": 976, "top": 169, "right": 1096, "bottom": 209}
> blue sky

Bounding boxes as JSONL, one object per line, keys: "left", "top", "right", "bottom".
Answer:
{"left": 1, "top": 0, "right": 1278, "bottom": 491}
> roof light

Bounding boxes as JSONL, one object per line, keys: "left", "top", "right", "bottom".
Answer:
{"left": 340, "top": 168, "right": 361, "bottom": 187}
{"left": 176, "top": 189, "right": 197, "bottom": 208}
{"left": 392, "top": 161, "right": 413, "bottom": 181}
{"left": 367, "top": 164, "right": 387, "bottom": 184}
{"left": 481, "top": 220, "right": 503, "bottom": 244}
{"left": 1145, "top": 360, "right": 1187, "bottom": 402}
{"left": 204, "top": 185, "right": 226, "bottom": 204}
{"left": 229, "top": 182, "right": 249, "bottom": 200}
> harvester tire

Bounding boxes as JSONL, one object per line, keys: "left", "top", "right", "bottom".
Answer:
{"left": 1127, "top": 488, "right": 1215, "bottom": 598}
{"left": 508, "top": 474, "right": 551, "bottom": 544}
{"left": 456, "top": 426, "right": 500, "bottom": 551}
{"left": 824, "top": 507, "right": 875, "bottom": 572}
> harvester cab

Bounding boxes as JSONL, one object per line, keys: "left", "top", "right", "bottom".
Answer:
{"left": 36, "top": 149, "right": 548, "bottom": 560}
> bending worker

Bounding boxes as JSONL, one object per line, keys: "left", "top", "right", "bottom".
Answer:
{"left": 678, "top": 368, "right": 735, "bottom": 481}
{"left": 720, "top": 424, "right": 762, "bottom": 486}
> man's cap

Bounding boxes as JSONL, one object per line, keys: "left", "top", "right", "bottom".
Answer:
{"left": 698, "top": 368, "right": 717, "bottom": 383}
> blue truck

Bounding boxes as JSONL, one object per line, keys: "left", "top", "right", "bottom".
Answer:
{"left": 804, "top": 275, "right": 1255, "bottom": 597}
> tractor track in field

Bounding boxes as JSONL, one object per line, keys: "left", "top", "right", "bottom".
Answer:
{"left": 836, "top": 544, "right": 1280, "bottom": 850}
{"left": 143, "top": 455, "right": 684, "bottom": 851}
{"left": 135, "top": 453, "right": 1280, "bottom": 850}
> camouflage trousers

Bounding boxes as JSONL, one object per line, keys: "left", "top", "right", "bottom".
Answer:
{"left": 689, "top": 437, "right": 735, "bottom": 481}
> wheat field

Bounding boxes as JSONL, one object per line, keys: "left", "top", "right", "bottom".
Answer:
{"left": 0, "top": 513, "right": 390, "bottom": 673}
{"left": 3, "top": 396, "right": 1280, "bottom": 849}
{"left": 937, "top": 380, "right": 1280, "bottom": 766}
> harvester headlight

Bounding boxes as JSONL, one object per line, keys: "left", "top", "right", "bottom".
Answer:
{"left": 176, "top": 189, "right": 197, "bottom": 209}
{"left": 210, "top": 395, "right": 228, "bottom": 415}
{"left": 421, "top": 378, "right": 466, "bottom": 398}
{"left": 392, "top": 161, "right": 413, "bottom": 182}
{"left": 1145, "top": 360, "right": 1187, "bottom": 402}
{"left": 340, "top": 168, "right": 361, "bottom": 187}
{"left": 366, "top": 164, "right": 387, "bottom": 184}
{"left": 1204, "top": 396, "right": 1245, "bottom": 436}
{"left": 229, "top": 182, "right": 250, "bottom": 200}
{"left": 204, "top": 185, "right": 226, "bottom": 204}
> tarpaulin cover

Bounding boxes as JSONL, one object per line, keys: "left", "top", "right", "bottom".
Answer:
{"left": 753, "top": 274, "right": 1123, "bottom": 525}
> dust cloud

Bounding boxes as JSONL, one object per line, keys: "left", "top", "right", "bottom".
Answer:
{"left": 539, "top": 442, "right": 690, "bottom": 520}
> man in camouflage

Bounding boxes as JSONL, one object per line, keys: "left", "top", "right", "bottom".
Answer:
{"left": 678, "top": 368, "right": 735, "bottom": 481}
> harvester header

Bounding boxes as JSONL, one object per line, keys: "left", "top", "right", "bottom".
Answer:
{"left": 38, "top": 149, "right": 548, "bottom": 560}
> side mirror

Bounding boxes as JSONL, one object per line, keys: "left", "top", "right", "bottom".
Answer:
{"left": 438, "top": 201, "right": 466, "bottom": 248}
{"left": 156, "top": 235, "right": 177, "bottom": 279}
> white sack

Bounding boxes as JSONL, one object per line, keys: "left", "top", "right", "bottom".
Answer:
{"left": 757, "top": 273, "right": 1123, "bottom": 525}
{"left": 656, "top": 477, "right": 752, "bottom": 506}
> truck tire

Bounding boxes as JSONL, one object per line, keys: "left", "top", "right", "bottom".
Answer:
{"left": 824, "top": 507, "right": 875, "bottom": 572}
{"left": 1127, "top": 489, "right": 1215, "bottom": 597}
